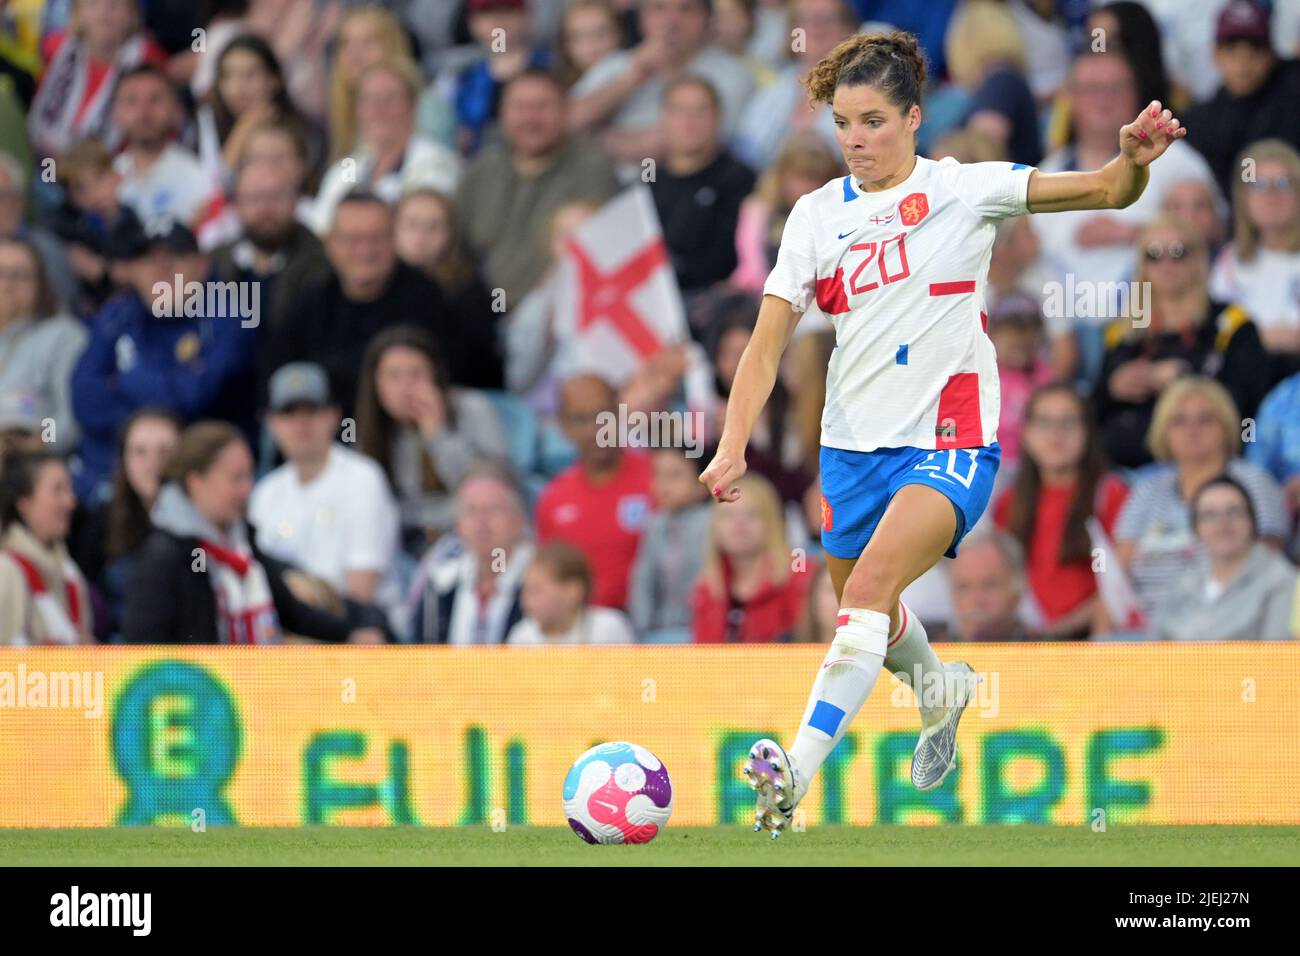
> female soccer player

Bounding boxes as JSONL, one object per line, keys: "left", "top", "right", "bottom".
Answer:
{"left": 698, "top": 31, "right": 1187, "bottom": 837}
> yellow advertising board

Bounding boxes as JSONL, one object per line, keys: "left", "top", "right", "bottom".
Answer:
{"left": 0, "top": 644, "right": 1295, "bottom": 827}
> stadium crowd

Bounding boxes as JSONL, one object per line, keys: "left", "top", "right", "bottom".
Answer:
{"left": 1, "top": 0, "right": 1299, "bottom": 645}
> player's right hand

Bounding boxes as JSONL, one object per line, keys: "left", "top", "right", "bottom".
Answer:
{"left": 700, "top": 447, "right": 746, "bottom": 503}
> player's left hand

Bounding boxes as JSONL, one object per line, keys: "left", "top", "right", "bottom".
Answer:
{"left": 1120, "top": 100, "right": 1186, "bottom": 167}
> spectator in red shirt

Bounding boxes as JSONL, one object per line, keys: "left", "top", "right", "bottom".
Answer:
{"left": 994, "top": 382, "right": 1129, "bottom": 639}
{"left": 691, "top": 473, "right": 811, "bottom": 643}
{"left": 534, "top": 373, "right": 654, "bottom": 610}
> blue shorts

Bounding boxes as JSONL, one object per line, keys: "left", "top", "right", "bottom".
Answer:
{"left": 818, "top": 443, "right": 1002, "bottom": 560}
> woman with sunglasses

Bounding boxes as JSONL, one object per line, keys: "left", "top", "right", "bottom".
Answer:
{"left": 1209, "top": 139, "right": 1300, "bottom": 355}
{"left": 1095, "top": 214, "right": 1272, "bottom": 469}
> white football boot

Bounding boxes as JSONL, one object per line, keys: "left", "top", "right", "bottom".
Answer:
{"left": 741, "top": 738, "right": 806, "bottom": 840}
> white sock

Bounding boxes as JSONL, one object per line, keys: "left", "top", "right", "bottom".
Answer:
{"left": 883, "top": 600, "right": 947, "bottom": 728}
{"left": 787, "top": 608, "right": 888, "bottom": 802}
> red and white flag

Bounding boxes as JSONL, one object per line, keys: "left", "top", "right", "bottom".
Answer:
{"left": 1086, "top": 517, "right": 1147, "bottom": 632}
{"left": 554, "top": 186, "right": 687, "bottom": 383}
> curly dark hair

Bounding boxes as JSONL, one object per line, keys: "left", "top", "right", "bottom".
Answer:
{"left": 802, "top": 30, "right": 927, "bottom": 110}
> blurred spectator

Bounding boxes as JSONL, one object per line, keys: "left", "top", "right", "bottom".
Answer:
{"left": 628, "top": 446, "right": 712, "bottom": 635}
{"left": 327, "top": 6, "right": 414, "bottom": 164}
{"left": 733, "top": 0, "right": 855, "bottom": 170}
{"left": 535, "top": 372, "right": 653, "bottom": 610}
{"left": 651, "top": 75, "right": 755, "bottom": 294}
{"left": 250, "top": 363, "right": 401, "bottom": 609}
{"left": 986, "top": 215, "right": 1075, "bottom": 379}
{"left": 731, "top": 132, "right": 841, "bottom": 295}
{"left": 1210, "top": 139, "right": 1300, "bottom": 354}
{"left": 27, "top": 0, "right": 166, "bottom": 159}
{"left": 0, "top": 236, "right": 87, "bottom": 451}
{"left": 45, "top": 139, "right": 135, "bottom": 314}
{"left": 313, "top": 56, "right": 462, "bottom": 235}
{"left": 558, "top": 0, "right": 626, "bottom": 89}
{"left": 844, "top": 0, "right": 958, "bottom": 81}
{"left": 457, "top": 69, "right": 619, "bottom": 304}
{"left": 691, "top": 473, "right": 811, "bottom": 642}
{"left": 1152, "top": 473, "right": 1297, "bottom": 641}
{"left": 1083, "top": 2, "right": 1172, "bottom": 118}
{"left": 405, "top": 462, "right": 533, "bottom": 644}
{"left": 450, "top": 0, "right": 552, "bottom": 154}
{"left": 110, "top": 65, "right": 220, "bottom": 231}
{"left": 1162, "top": 177, "right": 1228, "bottom": 257}
{"left": 123, "top": 421, "right": 385, "bottom": 644}
{"left": 1006, "top": 0, "right": 1070, "bottom": 105}
{"left": 944, "top": 0, "right": 1041, "bottom": 167}
{"left": 354, "top": 325, "right": 508, "bottom": 553}
{"left": 232, "top": 118, "right": 316, "bottom": 194}
{"left": 1030, "top": 52, "right": 1219, "bottom": 330}
{"left": 194, "top": 34, "right": 322, "bottom": 186}
{"left": 70, "top": 218, "right": 258, "bottom": 503}
{"left": 1248, "top": 369, "right": 1300, "bottom": 518}
{"left": 0, "top": 5, "right": 37, "bottom": 111}
{"left": 0, "top": 451, "right": 92, "bottom": 644}
{"left": 994, "top": 382, "right": 1130, "bottom": 640}
{"left": 989, "top": 293, "right": 1055, "bottom": 469}
{"left": 266, "top": 193, "right": 501, "bottom": 413}
{"left": 1096, "top": 215, "right": 1272, "bottom": 469}
{"left": 69, "top": 407, "right": 179, "bottom": 638}
{"left": 507, "top": 539, "right": 636, "bottom": 643}
{"left": 793, "top": 559, "right": 838, "bottom": 642}
{"left": 1112, "top": 376, "right": 1289, "bottom": 620}
{"left": 392, "top": 187, "right": 501, "bottom": 363}
{"left": 568, "top": 0, "right": 756, "bottom": 164}
{"left": 0, "top": 149, "right": 77, "bottom": 306}
{"left": 1186, "top": 0, "right": 1300, "bottom": 202}
{"left": 949, "top": 527, "right": 1037, "bottom": 642}
{"left": 711, "top": 0, "right": 776, "bottom": 87}
{"left": 211, "top": 159, "right": 328, "bottom": 339}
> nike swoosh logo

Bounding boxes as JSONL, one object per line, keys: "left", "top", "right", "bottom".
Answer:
{"left": 594, "top": 800, "right": 618, "bottom": 812}
{"left": 837, "top": 230, "right": 854, "bottom": 239}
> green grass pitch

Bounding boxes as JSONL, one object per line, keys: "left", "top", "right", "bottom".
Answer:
{"left": 0, "top": 826, "right": 1295, "bottom": 866}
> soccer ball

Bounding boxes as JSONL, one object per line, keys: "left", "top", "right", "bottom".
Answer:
{"left": 563, "top": 742, "right": 673, "bottom": 844}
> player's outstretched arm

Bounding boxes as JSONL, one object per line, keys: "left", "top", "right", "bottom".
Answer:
{"left": 700, "top": 294, "right": 800, "bottom": 503}
{"left": 1026, "top": 100, "right": 1187, "bottom": 214}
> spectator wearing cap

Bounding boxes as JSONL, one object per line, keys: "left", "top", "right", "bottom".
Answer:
{"left": 0, "top": 237, "right": 87, "bottom": 453}
{"left": 0, "top": 451, "right": 93, "bottom": 645}
{"left": 1151, "top": 474, "right": 1297, "bottom": 641}
{"left": 402, "top": 463, "right": 534, "bottom": 644}
{"left": 456, "top": 69, "right": 619, "bottom": 304}
{"left": 69, "top": 216, "right": 259, "bottom": 503}
{"left": 949, "top": 528, "right": 1038, "bottom": 642}
{"left": 312, "top": 55, "right": 462, "bottom": 236}
{"left": 249, "top": 362, "right": 401, "bottom": 611}
{"left": 210, "top": 159, "right": 328, "bottom": 338}
{"left": 265, "top": 193, "right": 503, "bottom": 415}
{"left": 0, "top": 149, "right": 77, "bottom": 307}
{"left": 651, "top": 75, "right": 755, "bottom": 295}
{"left": 535, "top": 373, "right": 654, "bottom": 611}
{"left": 987, "top": 293, "right": 1054, "bottom": 470}
{"left": 1186, "top": 0, "right": 1300, "bottom": 201}
{"left": 568, "top": 0, "right": 756, "bottom": 166}
{"left": 110, "top": 65, "right": 221, "bottom": 234}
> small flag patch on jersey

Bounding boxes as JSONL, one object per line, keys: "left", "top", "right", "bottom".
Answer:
{"left": 896, "top": 343, "right": 908, "bottom": 365}
{"left": 809, "top": 700, "right": 846, "bottom": 737}
{"left": 820, "top": 495, "right": 834, "bottom": 531}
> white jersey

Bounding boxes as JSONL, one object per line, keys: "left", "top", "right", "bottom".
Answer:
{"left": 764, "top": 156, "right": 1034, "bottom": 452}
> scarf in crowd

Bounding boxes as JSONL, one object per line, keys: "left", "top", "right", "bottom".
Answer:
{"left": 28, "top": 33, "right": 148, "bottom": 157}
{"left": 3, "top": 525, "right": 87, "bottom": 645}
{"left": 151, "top": 483, "right": 282, "bottom": 644}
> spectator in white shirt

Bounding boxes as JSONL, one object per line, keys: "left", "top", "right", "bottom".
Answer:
{"left": 313, "top": 56, "right": 462, "bottom": 236}
{"left": 1210, "top": 139, "right": 1300, "bottom": 354}
{"left": 507, "top": 541, "right": 636, "bottom": 644}
{"left": 249, "top": 362, "right": 401, "bottom": 610}
{"left": 111, "top": 65, "right": 220, "bottom": 234}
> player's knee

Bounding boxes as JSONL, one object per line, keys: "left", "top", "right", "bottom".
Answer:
{"left": 840, "top": 553, "right": 901, "bottom": 611}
